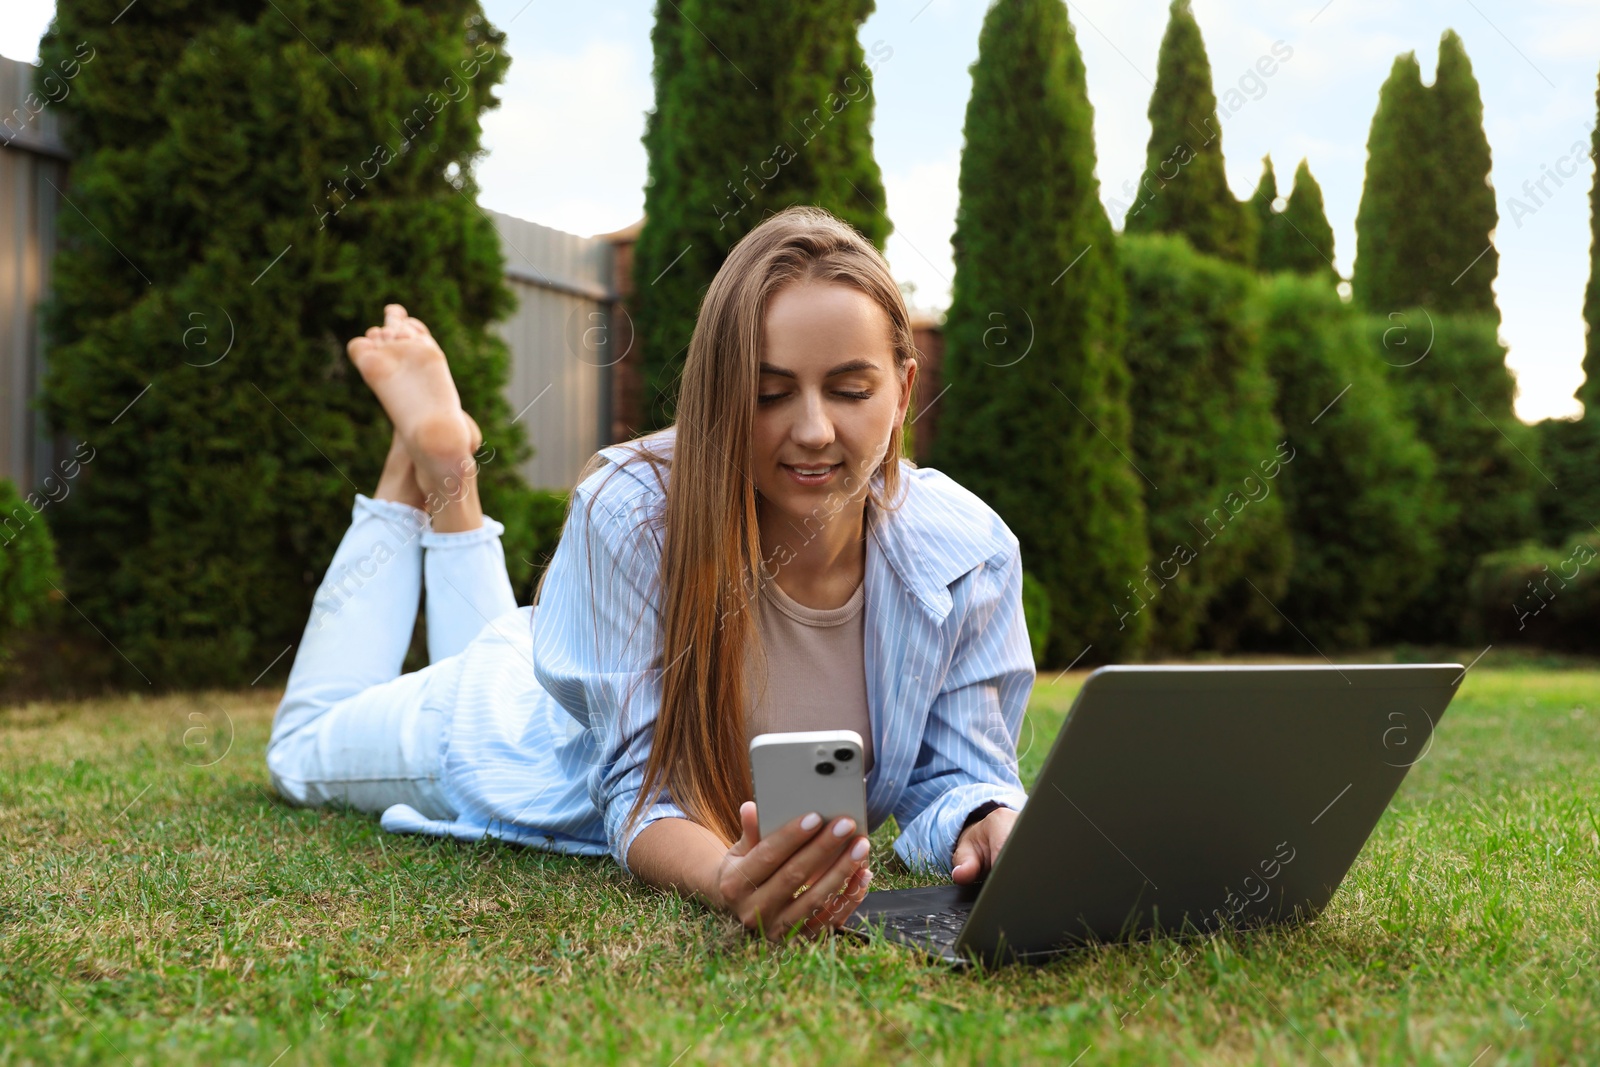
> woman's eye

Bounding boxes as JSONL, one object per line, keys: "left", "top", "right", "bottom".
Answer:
{"left": 757, "top": 391, "right": 873, "bottom": 404}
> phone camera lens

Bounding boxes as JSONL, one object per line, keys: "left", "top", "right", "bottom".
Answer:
{"left": 815, "top": 761, "right": 835, "bottom": 775}
{"left": 834, "top": 748, "right": 854, "bottom": 762}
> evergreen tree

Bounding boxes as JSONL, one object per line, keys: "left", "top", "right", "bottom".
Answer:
{"left": 1539, "top": 63, "right": 1600, "bottom": 542}
{"left": 1268, "top": 161, "right": 1339, "bottom": 283}
{"left": 1124, "top": 0, "right": 1254, "bottom": 265}
{"left": 931, "top": 0, "right": 1149, "bottom": 664}
{"left": 633, "top": 0, "right": 890, "bottom": 431}
{"left": 1587, "top": 64, "right": 1600, "bottom": 420}
{"left": 1353, "top": 31, "right": 1498, "bottom": 315}
{"left": 38, "top": 0, "right": 529, "bottom": 686}
{"left": 1430, "top": 30, "right": 1499, "bottom": 316}
{"left": 1352, "top": 53, "right": 1431, "bottom": 310}
{"left": 1363, "top": 312, "right": 1538, "bottom": 640}
{"left": 1248, "top": 156, "right": 1292, "bottom": 273}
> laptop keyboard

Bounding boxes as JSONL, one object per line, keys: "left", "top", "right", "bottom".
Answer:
{"left": 877, "top": 906, "right": 972, "bottom": 948}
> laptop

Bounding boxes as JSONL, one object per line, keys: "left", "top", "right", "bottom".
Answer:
{"left": 843, "top": 663, "right": 1463, "bottom": 966}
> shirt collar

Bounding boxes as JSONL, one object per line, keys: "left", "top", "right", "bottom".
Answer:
{"left": 596, "top": 426, "right": 998, "bottom": 624}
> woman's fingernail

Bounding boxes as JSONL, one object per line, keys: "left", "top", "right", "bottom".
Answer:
{"left": 860, "top": 868, "right": 873, "bottom": 887}
{"left": 833, "top": 818, "right": 856, "bottom": 838}
{"left": 851, "top": 838, "right": 870, "bottom": 861}
{"left": 801, "top": 813, "right": 821, "bottom": 831}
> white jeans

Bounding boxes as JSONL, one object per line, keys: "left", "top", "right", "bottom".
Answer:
{"left": 265, "top": 493, "right": 518, "bottom": 821}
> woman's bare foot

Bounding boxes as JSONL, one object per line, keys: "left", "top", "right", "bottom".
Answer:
{"left": 347, "top": 304, "right": 484, "bottom": 532}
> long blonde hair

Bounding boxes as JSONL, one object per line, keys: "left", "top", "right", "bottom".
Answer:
{"left": 588, "top": 205, "right": 920, "bottom": 846}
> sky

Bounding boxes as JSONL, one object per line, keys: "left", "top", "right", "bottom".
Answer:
{"left": 7, "top": 0, "right": 1599, "bottom": 422}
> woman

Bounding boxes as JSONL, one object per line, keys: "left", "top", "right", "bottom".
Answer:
{"left": 267, "top": 205, "right": 1034, "bottom": 942}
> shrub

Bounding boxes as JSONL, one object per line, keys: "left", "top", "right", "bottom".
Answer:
{"left": 1253, "top": 274, "right": 1442, "bottom": 647}
{"left": 1020, "top": 571, "right": 1052, "bottom": 668}
{"left": 0, "top": 479, "right": 64, "bottom": 673}
{"left": 1533, "top": 417, "right": 1600, "bottom": 546}
{"left": 507, "top": 489, "right": 571, "bottom": 604}
{"left": 1466, "top": 535, "right": 1600, "bottom": 652}
{"left": 1359, "top": 310, "right": 1537, "bottom": 641}
{"left": 1117, "top": 232, "right": 1293, "bottom": 653}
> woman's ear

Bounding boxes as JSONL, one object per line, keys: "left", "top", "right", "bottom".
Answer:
{"left": 898, "top": 357, "right": 918, "bottom": 422}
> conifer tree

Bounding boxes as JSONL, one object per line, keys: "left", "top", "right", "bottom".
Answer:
{"left": 1538, "top": 63, "right": 1600, "bottom": 541}
{"left": 1587, "top": 67, "right": 1600, "bottom": 421}
{"left": 633, "top": 0, "right": 890, "bottom": 431}
{"left": 1248, "top": 156, "right": 1291, "bottom": 273}
{"left": 1353, "top": 32, "right": 1498, "bottom": 315}
{"left": 1124, "top": 0, "right": 1254, "bottom": 265}
{"left": 931, "top": 0, "right": 1149, "bottom": 663}
{"left": 1430, "top": 30, "right": 1499, "bottom": 316}
{"left": 38, "top": 0, "right": 528, "bottom": 686}
{"left": 1363, "top": 313, "right": 1537, "bottom": 640}
{"left": 1352, "top": 53, "right": 1431, "bottom": 310}
{"left": 1269, "top": 160, "right": 1339, "bottom": 283}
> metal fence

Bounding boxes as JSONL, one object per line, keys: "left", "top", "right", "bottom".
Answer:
{"left": 0, "top": 52, "right": 69, "bottom": 494}
{"left": 488, "top": 208, "right": 617, "bottom": 491}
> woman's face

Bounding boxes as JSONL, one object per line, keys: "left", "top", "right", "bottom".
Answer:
{"left": 753, "top": 280, "right": 916, "bottom": 526}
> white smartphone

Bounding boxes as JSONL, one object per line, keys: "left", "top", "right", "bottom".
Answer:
{"left": 749, "top": 729, "right": 869, "bottom": 840}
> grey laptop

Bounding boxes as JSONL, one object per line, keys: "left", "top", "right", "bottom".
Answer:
{"left": 843, "top": 663, "right": 1463, "bottom": 966}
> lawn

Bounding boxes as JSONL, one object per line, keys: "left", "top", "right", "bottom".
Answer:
{"left": 2, "top": 665, "right": 1597, "bottom": 1065}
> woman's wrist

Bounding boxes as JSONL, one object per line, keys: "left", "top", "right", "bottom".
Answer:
{"left": 960, "top": 800, "right": 1007, "bottom": 835}
{"left": 626, "top": 816, "right": 735, "bottom": 908}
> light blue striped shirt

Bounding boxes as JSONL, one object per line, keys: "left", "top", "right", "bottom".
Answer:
{"left": 380, "top": 425, "right": 1034, "bottom": 876}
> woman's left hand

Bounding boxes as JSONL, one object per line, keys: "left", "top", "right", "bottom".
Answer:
{"left": 951, "top": 806, "right": 1018, "bottom": 885}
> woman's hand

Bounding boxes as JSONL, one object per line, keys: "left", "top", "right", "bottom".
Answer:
{"left": 715, "top": 801, "right": 872, "bottom": 942}
{"left": 951, "top": 805, "right": 1018, "bottom": 885}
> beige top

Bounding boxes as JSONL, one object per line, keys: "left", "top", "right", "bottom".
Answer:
{"left": 743, "top": 571, "right": 874, "bottom": 773}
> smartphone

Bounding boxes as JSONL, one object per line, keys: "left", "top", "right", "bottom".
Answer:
{"left": 749, "top": 729, "right": 869, "bottom": 840}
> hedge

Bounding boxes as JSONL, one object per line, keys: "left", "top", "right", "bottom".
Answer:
{"left": 1359, "top": 310, "right": 1538, "bottom": 642}
{"left": 1466, "top": 534, "right": 1600, "bottom": 652}
{"left": 0, "top": 478, "right": 64, "bottom": 675}
{"left": 1252, "top": 274, "right": 1442, "bottom": 647}
{"left": 1117, "top": 232, "right": 1293, "bottom": 653}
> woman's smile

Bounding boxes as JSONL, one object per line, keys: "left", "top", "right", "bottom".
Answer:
{"left": 781, "top": 461, "right": 842, "bottom": 486}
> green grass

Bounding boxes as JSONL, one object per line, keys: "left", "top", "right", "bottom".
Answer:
{"left": 2, "top": 667, "right": 1598, "bottom": 1065}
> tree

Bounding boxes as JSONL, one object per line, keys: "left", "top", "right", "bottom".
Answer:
{"left": 633, "top": 0, "right": 890, "bottom": 431}
{"left": 1353, "top": 31, "right": 1498, "bottom": 316}
{"left": 38, "top": 0, "right": 530, "bottom": 686}
{"left": 1265, "top": 161, "right": 1339, "bottom": 283}
{"left": 1362, "top": 312, "right": 1538, "bottom": 640}
{"left": 1248, "top": 156, "right": 1291, "bottom": 273}
{"left": 1538, "top": 64, "right": 1600, "bottom": 543}
{"left": 931, "top": 0, "right": 1149, "bottom": 664}
{"left": 1430, "top": 29, "right": 1499, "bottom": 317}
{"left": 1123, "top": 0, "right": 1254, "bottom": 266}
